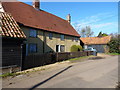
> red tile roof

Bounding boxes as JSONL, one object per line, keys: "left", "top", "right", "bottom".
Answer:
{"left": 80, "top": 36, "right": 111, "bottom": 45}
{"left": 2, "top": 2, "right": 80, "bottom": 37}
{"left": 0, "top": 12, "right": 26, "bottom": 38}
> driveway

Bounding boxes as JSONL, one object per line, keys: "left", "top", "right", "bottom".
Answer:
{"left": 2, "top": 55, "right": 118, "bottom": 88}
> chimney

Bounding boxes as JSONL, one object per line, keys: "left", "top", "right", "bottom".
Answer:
{"left": 66, "top": 14, "right": 71, "bottom": 23}
{"left": 33, "top": 0, "right": 40, "bottom": 10}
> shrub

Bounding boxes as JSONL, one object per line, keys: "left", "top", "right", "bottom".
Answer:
{"left": 107, "top": 38, "right": 120, "bottom": 53}
{"left": 70, "top": 45, "right": 83, "bottom": 52}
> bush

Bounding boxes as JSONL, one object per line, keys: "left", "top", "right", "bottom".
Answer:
{"left": 70, "top": 45, "right": 83, "bottom": 52}
{"left": 107, "top": 38, "right": 120, "bottom": 53}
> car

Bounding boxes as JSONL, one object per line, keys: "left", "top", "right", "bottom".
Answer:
{"left": 84, "top": 47, "right": 97, "bottom": 52}
{"left": 84, "top": 47, "right": 97, "bottom": 56}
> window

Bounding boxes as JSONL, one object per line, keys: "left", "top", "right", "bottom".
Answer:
{"left": 61, "top": 35, "right": 64, "bottom": 40}
{"left": 29, "top": 29, "right": 37, "bottom": 37}
{"left": 49, "top": 33, "right": 53, "bottom": 39}
{"left": 60, "top": 45, "right": 65, "bottom": 52}
{"left": 74, "top": 37, "right": 79, "bottom": 42}
{"left": 56, "top": 45, "right": 65, "bottom": 52}
{"left": 29, "top": 44, "right": 37, "bottom": 53}
{"left": 56, "top": 45, "right": 59, "bottom": 52}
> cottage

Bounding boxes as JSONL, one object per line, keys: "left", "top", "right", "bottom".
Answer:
{"left": 0, "top": 12, "right": 26, "bottom": 73}
{"left": 80, "top": 36, "right": 111, "bottom": 53}
{"left": 1, "top": 0, "right": 80, "bottom": 56}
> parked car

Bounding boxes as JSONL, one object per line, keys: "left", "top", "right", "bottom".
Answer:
{"left": 84, "top": 47, "right": 97, "bottom": 56}
{"left": 84, "top": 47, "right": 97, "bottom": 52}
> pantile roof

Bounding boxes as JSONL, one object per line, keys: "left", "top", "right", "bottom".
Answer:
{"left": 80, "top": 36, "right": 111, "bottom": 45}
{"left": 0, "top": 12, "right": 26, "bottom": 38}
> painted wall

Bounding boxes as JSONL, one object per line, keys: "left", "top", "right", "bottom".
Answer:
{"left": 21, "top": 26, "right": 80, "bottom": 55}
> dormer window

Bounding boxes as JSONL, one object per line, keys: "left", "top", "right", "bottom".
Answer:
{"left": 29, "top": 29, "right": 37, "bottom": 37}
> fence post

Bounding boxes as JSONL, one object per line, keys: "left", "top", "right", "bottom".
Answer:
{"left": 87, "top": 51, "right": 88, "bottom": 56}
{"left": 56, "top": 53, "right": 58, "bottom": 62}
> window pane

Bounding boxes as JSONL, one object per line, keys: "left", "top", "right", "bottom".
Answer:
{"left": 49, "top": 33, "right": 53, "bottom": 39}
{"left": 30, "top": 29, "right": 37, "bottom": 37}
{"left": 29, "top": 44, "right": 37, "bottom": 53}
{"left": 61, "top": 35, "right": 64, "bottom": 40}
{"left": 75, "top": 37, "right": 79, "bottom": 42}
{"left": 56, "top": 45, "right": 59, "bottom": 52}
{"left": 60, "top": 45, "right": 65, "bottom": 52}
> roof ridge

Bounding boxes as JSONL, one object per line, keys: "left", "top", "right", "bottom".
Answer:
{"left": 17, "top": 1, "right": 69, "bottom": 23}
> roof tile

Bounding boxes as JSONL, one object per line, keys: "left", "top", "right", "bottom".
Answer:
{"left": 80, "top": 36, "right": 111, "bottom": 45}
{"left": 0, "top": 12, "right": 26, "bottom": 38}
{"left": 2, "top": 2, "right": 80, "bottom": 37}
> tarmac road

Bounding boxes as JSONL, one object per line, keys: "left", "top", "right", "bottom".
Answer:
{"left": 2, "top": 55, "right": 118, "bottom": 88}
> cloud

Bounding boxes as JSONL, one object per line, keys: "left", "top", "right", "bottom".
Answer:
{"left": 72, "top": 12, "right": 118, "bottom": 35}
{"left": 91, "top": 23, "right": 113, "bottom": 28}
{"left": 72, "top": 12, "right": 115, "bottom": 27}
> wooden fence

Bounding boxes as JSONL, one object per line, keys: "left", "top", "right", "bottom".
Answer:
{"left": 22, "top": 51, "right": 93, "bottom": 70}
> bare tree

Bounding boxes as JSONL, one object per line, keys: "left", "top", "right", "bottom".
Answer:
{"left": 80, "top": 26, "right": 94, "bottom": 37}
{"left": 80, "top": 28, "right": 86, "bottom": 37}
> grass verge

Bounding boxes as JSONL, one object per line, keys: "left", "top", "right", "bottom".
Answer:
{"left": 0, "top": 73, "right": 18, "bottom": 78}
{"left": 0, "top": 68, "right": 47, "bottom": 78}
{"left": 68, "top": 55, "right": 93, "bottom": 61}
{"left": 1, "top": 55, "right": 93, "bottom": 78}
{"left": 106, "top": 53, "right": 120, "bottom": 55}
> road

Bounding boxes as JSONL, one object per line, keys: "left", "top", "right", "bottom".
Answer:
{"left": 3, "top": 55, "right": 118, "bottom": 88}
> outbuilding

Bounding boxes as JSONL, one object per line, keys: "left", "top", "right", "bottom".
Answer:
{"left": 80, "top": 36, "right": 111, "bottom": 53}
{"left": 0, "top": 12, "right": 26, "bottom": 73}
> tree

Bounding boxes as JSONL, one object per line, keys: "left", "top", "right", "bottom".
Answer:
{"left": 85, "top": 26, "right": 94, "bottom": 37}
{"left": 80, "top": 26, "right": 94, "bottom": 37}
{"left": 97, "top": 31, "right": 102, "bottom": 37}
{"left": 97, "top": 31, "right": 108, "bottom": 37}
{"left": 107, "top": 33, "right": 120, "bottom": 53}
{"left": 80, "top": 28, "right": 86, "bottom": 37}
{"left": 102, "top": 33, "right": 108, "bottom": 37}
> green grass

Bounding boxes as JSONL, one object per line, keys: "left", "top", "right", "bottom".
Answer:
{"left": 68, "top": 55, "right": 93, "bottom": 61}
{"left": 106, "top": 53, "right": 120, "bottom": 55}
{"left": 1, "top": 56, "right": 93, "bottom": 78}
{"left": 0, "top": 67, "right": 49, "bottom": 78}
{"left": 0, "top": 73, "right": 16, "bottom": 78}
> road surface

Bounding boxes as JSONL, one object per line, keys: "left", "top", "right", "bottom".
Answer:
{"left": 3, "top": 55, "right": 118, "bottom": 88}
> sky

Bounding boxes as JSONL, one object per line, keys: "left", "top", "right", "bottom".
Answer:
{"left": 18, "top": 1, "right": 118, "bottom": 36}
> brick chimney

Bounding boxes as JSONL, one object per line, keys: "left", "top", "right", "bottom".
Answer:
{"left": 66, "top": 14, "right": 71, "bottom": 23}
{"left": 33, "top": 0, "right": 40, "bottom": 10}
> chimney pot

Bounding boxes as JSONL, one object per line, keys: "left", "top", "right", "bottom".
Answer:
{"left": 33, "top": 0, "right": 40, "bottom": 10}
{"left": 66, "top": 14, "right": 71, "bottom": 23}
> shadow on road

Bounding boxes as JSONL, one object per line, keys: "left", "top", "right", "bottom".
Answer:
{"left": 29, "top": 65, "right": 73, "bottom": 90}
